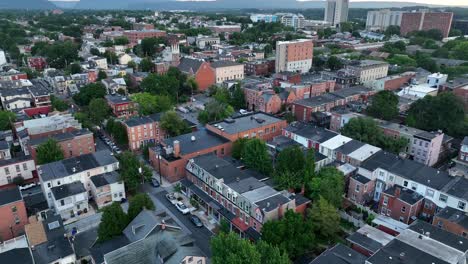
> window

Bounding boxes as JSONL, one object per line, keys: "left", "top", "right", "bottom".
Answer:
{"left": 60, "top": 200, "right": 65, "bottom": 206}
{"left": 15, "top": 165, "right": 20, "bottom": 172}
{"left": 399, "top": 216, "right": 405, "bottom": 222}
{"left": 11, "top": 206, "right": 17, "bottom": 212}
{"left": 355, "top": 185, "right": 360, "bottom": 192}
{"left": 463, "top": 232, "right": 467, "bottom": 238}
{"left": 197, "top": 260, "right": 203, "bottom": 264}
{"left": 437, "top": 221, "right": 443, "bottom": 228}
{"left": 383, "top": 196, "right": 388, "bottom": 206}
{"left": 411, "top": 183, "right": 417, "bottom": 191}
{"left": 425, "top": 189, "right": 434, "bottom": 198}
{"left": 188, "top": 257, "right": 193, "bottom": 262}
{"left": 439, "top": 194, "right": 448, "bottom": 203}
{"left": 388, "top": 175, "right": 394, "bottom": 182}
{"left": 401, "top": 206, "right": 406, "bottom": 213}
{"left": 458, "top": 201, "right": 466, "bottom": 210}
{"left": 403, "top": 181, "right": 408, "bottom": 187}
{"left": 6, "top": 176, "right": 11, "bottom": 183}
{"left": 47, "top": 182, "right": 51, "bottom": 188}
{"left": 4, "top": 167, "right": 9, "bottom": 175}
{"left": 22, "top": 163, "right": 27, "bottom": 170}
{"left": 379, "top": 171, "right": 385, "bottom": 177}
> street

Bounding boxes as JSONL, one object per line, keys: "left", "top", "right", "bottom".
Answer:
{"left": 144, "top": 184, "right": 214, "bottom": 257}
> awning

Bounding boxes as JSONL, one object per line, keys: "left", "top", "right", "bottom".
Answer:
{"left": 218, "top": 207, "right": 236, "bottom": 221}
{"left": 245, "top": 227, "right": 261, "bottom": 241}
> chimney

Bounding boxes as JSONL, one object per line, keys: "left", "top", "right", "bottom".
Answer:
{"left": 277, "top": 203, "right": 284, "bottom": 218}
{"left": 394, "top": 187, "right": 401, "bottom": 198}
{"left": 173, "top": 140, "right": 180, "bottom": 158}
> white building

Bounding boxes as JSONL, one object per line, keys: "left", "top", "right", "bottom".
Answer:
{"left": 89, "top": 172, "right": 126, "bottom": 209}
{"left": 345, "top": 60, "right": 389, "bottom": 85}
{"left": 0, "top": 156, "right": 36, "bottom": 187}
{"left": 325, "top": 0, "right": 349, "bottom": 27}
{"left": 427, "top": 72, "right": 448, "bottom": 88}
{"left": 50, "top": 181, "right": 89, "bottom": 220}
{"left": 38, "top": 150, "right": 119, "bottom": 208}
{"left": 366, "top": 10, "right": 404, "bottom": 31}
{"left": 275, "top": 39, "right": 314, "bottom": 73}
{"left": 0, "top": 50, "right": 6, "bottom": 66}
{"left": 250, "top": 14, "right": 279, "bottom": 23}
{"left": 280, "top": 14, "right": 305, "bottom": 29}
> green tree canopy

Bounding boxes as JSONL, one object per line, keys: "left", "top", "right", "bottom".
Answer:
{"left": 140, "top": 58, "right": 154, "bottom": 72}
{"left": 88, "top": 98, "right": 111, "bottom": 124}
{"left": 198, "top": 100, "right": 234, "bottom": 124}
{"left": 160, "top": 111, "right": 190, "bottom": 137}
{"left": 127, "top": 193, "right": 155, "bottom": 221}
{"left": 73, "top": 83, "right": 107, "bottom": 106}
{"left": 118, "top": 151, "right": 152, "bottom": 193}
{"left": 261, "top": 210, "right": 315, "bottom": 259}
{"left": 232, "top": 138, "right": 249, "bottom": 160}
{"left": 274, "top": 146, "right": 306, "bottom": 190}
{"left": 97, "top": 202, "right": 129, "bottom": 243}
{"left": 256, "top": 241, "right": 291, "bottom": 264}
{"left": 211, "top": 232, "right": 261, "bottom": 264}
{"left": 134, "top": 93, "right": 172, "bottom": 115}
{"left": 406, "top": 92, "right": 467, "bottom": 137}
{"left": 36, "top": 139, "right": 64, "bottom": 165}
{"left": 367, "top": 90, "right": 399, "bottom": 120}
{"left": 242, "top": 138, "right": 272, "bottom": 175}
{"left": 0, "top": 111, "right": 16, "bottom": 130}
{"left": 97, "top": 70, "right": 107, "bottom": 81}
{"left": 106, "top": 119, "right": 128, "bottom": 145}
{"left": 51, "top": 95, "right": 69, "bottom": 111}
{"left": 309, "top": 196, "right": 341, "bottom": 242}
{"left": 306, "top": 167, "right": 344, "bottom": 208}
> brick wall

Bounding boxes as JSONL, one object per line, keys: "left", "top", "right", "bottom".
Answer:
{"left": 0, "top": 200, "right": 28, "bottom": 241}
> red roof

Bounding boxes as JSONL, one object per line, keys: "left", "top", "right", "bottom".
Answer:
{"left": 23, "top": 106, "right": 52, "bottom": 117}
{"left": 232, "top": 217, "right": 250, "bottom": 232}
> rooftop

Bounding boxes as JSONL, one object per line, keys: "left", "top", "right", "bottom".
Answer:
{"left": 383, "top": 186, "right": 424, "bottom": 205}
{"left": 29, "top": 129, "right": 92, "bottom": 147}
{"left": 0, "top": 187, "right": 22, "bottom": 206}
{"left": 39, "top": 149, "right": 118, "bottom": 182}
{"left": 284, "top": 122, "right": 338, "bottom": 143}
{"left": 90, "top": 171, "right": 120, "bottom": 188}
{"left": 105, "top": 94, "right": 132, "bottom": 104}
{"left": 123, "top": 113, "right": 162, "bottom": 127}
{"left": 310, "top": 243, "right": 367, "bottom": 264}
{"left": 210, "top": 60, "right": 242, "bottom": 68}
{"left": 51, "top": 181, "right": 86, "bottom": 200}
{"left": 209, "top": 112, "right": 283, "bottom": 135}
{"left": 163, "top": 129, "right": 229, "bottom": 156}
{"left": 435, "top": 207, "right": 468, "bottom": 230}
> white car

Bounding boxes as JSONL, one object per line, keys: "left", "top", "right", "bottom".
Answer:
{"left": 175, "top": 201, "right": 190, "bottom": 215}
{"left": 165, "top": 193, "right": 178, "bottom": 205}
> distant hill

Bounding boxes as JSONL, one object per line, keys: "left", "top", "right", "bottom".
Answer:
{"left": 0, "top": 0, "right": 55, "bottom": 9}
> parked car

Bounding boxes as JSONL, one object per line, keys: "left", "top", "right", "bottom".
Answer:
{"left": 175, "top": 201, "right": 190, "bottom": 215}
{"left": 151, "top": 178, "right": 160, "bottom": 187}
{"left": 190, "top": 215, "right": 203, "bottom": 227}
{"left": 165, "top": 193, "right": 177, "bottom": 205}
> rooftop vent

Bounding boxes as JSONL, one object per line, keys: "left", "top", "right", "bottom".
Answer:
{"left": 191, "top": 136, "right": 196, "bottom": 141}
{"left": 224, "top": 118, "right": 235, "bottom": 124}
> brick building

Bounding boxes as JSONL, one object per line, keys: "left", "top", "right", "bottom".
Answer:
{"left": 347, "top": 174, "right": 376, "bottom": 205}
{"left": 454, "top": 85, "right": 468, "bottom": 111}
{"left": 177, "top": 57, "right": 215, "bottom": 91}
{"left": 123, "top": 113, "right": 165, "bottom": 151}
{"left": 105, "top": 94, "right": 138, "bottom": 119}
{"left": 378, "top": 186, "right": 424, "bottom": 224}
{"left": 345, "top": 60, "right": 389, "bottom": 86}
{"left": 211, "top": 60, "right": 245, "bottom": 84}
{"left": 28, "top": 129, "right": 95, "bottom": 162}
{"left": 205, "top": 112, "right": 287, "bottom": 142}
{"left": 372, "top": 72, "right": 415, "bottom": 91}
{"left": 433, "top": 206, "right": 468, "bottom": 237}
{"left": 27, "top": 57, "right": 47, "bottom": 71}
{"left": 275, "top": 39, "right": 313, "bottom": 73}
{"left": 244, "top": 60, "right": 272, "bottom": 76}
{"left": 123, "top": 30, "right": 166, "bottom": 44}
{"left": 207, "top": 25, "right": 241, "bottom": 34}
{"left": 400, "top": 11, "right": 453, "bottom": 38}
{"left": 132, "top": 23, "right": 154, "bottom": 31}
{"left": 0, "top": 187, "right": 28, "bottom": 241}
{"left": 243, "top": 87, "right": 282, "bottom": 114}
{"left": 149, "top": 130, "right": 232, "bottom": 182}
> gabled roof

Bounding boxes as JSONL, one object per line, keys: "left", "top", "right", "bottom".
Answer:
{"left": 177, "top": 57, "right": 205, "bottom": 74}
{"left": 51, "top": 181, "right": 86, "bottom": 200}
{"left": 310, "top": 243, "right": 367, "bottom": 264}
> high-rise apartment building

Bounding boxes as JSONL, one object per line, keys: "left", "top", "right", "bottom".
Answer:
{"left": 280, "top": 14, "right": 305, "bottom": 29}
{"left": 324, "top": 0, "right": 349, "bottom": 27}
{"left": 400, "top": 11, "right": 453, "bottom": 38}
{"left": 275, "top": 39, "right": 313, "bottom": 73}
{"left": 366, "top": 9, "right": 404, "bottom": 31}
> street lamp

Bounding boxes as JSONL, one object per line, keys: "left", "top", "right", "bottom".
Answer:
{"left": 138, "top": 166, "right": 144, "bottom": 184}
{"left": 156, "top": 148, "right": 163, "bottom": 185}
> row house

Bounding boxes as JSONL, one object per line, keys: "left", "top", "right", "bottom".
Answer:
{"left": 50, "top": 181, "right": 89, "bottom": 221}
{"left": 357, "top": 151, "right": 468, "bottom": 221}
{"left": 38, "top": 150, "right": 120, "bottom": 212}
{"left": 283, "top": 79, "right": 335, "bottom": 99}
{"left": 0, "top": 155, "right": 36, "bottom": 187}
{"left": 367, "top": 221, "right": 468, "bottom": 264}
{"left": 89, "top": 171, "right": 125, "bottom": 209}
{"left": 347, "top": 174, "right": 376, "bottom": 206}
{"left": 0, "top": 187, "right": 28, "bottom": 241}
{"left": 450, "top": 137, "right": 468, "bottom": 177}
{"left": 211, "top": 60, "right": 245, "bottom": 84}
{"left": 123, "top": 113, "right": 165, "bottom": 151}
{"left": 244, "top": 60, "right": 274, "bottom": 76}
{"left": 345, "top": 60, "right": 389, "bottom": 86}
{"left": 27, "top": 57, "right": 47, "bottom": 71}
{"left": 0, "top": 81, "right": 51, "bottom": 112}
{"left": 0, "top": 70, "right": 28, "bottom": 81}
{"left": 321, "top": 69, "right": 359, "bottom": 89}
{"left": 334, "top": 139, "right": 381, "bottom": 167}
{"left": 243, "top": 86, "right": 282, "bottom": 114}
{"left": 123, "top": 29, "right": 166, "bottom": 45}
{"left": 149, "top": 129, "right": 232, "bottom": 182}
{"left": 185, "top": 153, "right": 309, "bottom": 237}
{"left": 101, "top": 78, "right": 127, "bottom": 95}
{"left": 87, "top": 56, "right": 108, "bottom": 70}
{"left": 283, "top": 122, "right": 338, "bottom": 150}
{"left": 205, "top": 112, "right": 287, "bottom": 142}
{"left": 433, "top": 206, "right": 468, "bottom": 237}
{"left": 105, "top": 94, "right": 138, "bottom": 119}
{"left": 378, "top": 186, "right": 424, "bottom": 224}
{"left": 28, "top": 129, "right": 95, "bottom": 162}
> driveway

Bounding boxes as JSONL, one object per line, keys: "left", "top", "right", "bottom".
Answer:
{"left": 144, "top": 184, "right": 213, "bottom": 257}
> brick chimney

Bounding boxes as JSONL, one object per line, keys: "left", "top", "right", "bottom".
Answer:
{"left": 394, "top": 187, "right": 401, "bottom": 198}
{"left": 173, "top": 140, "right": 180, "bottom": 158}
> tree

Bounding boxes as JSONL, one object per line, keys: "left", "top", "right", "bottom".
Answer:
{"left": 256, "top": 241, "right": 291, "bottom": 264}
{"left": 36, "top": 139, "right": 64, "bottom": 165}
{"left": 104, "top": 50, "right": 118, "bottom": 65}
{"left": 160, "top": 111, "right": 190, "bottom": 137}
{"left": 306, "top": 167, "right": 344, "bottom": 208}
{"left": 449, "top": 29, "right": 463, "bottom": 37}
{"left": 198, "top": 101, "right": 234, "bottom": 124}
{"left": 127, "top": 193, "right": 155, "bottom": 221}
{"left": 415, "top": 52, "right": 439, "bottom": 72}
{"left": 131, "top": 93, "right": 172, "bottom": 115}
{"left": 88, "top": 98, "right": 111, "bottom": 124}
{"left": 140, "top": 37, "right": 166, "bottom": 56}
{"left": 69, "top": 63, "right": 82, "bottom": 74}
{"left": 114, "top": 36, "right": 129, "bottom": 45}
{"left": 341, "top": 117, "right": 408, "bottom": 153}
{"left": 326, "top": 56, "right": 343, "bottom": 70}
{"left": 127, "top": 60, "right": 137, "bottom": 71}
{"left": 140, "top": 58, "right": 154, "bottom": 72}
{"left": 384, "top": 25, "right": 400, "bottom": 37}
{"left": 231, "top": 83, "right": 246, "bottom": 110}
{"left": 367, "top": 90, "right": 399, "bottom": 120}
{"left": 97, "top": 70, "right": 107, "bottom": 81}
{"left": 274, "top": 146, "right": 306, "bottom": 190}
{"left": 232, "top": 138, "right": 248, "bottom": 160}
{"left": 381, "top": 41, "right": 406, "bottom": 54}
{"left": 106, "top": 119, "right": 128, "bottom": 145}
{"left": 0, "top": 111, "right": 16, "bottom": 130}
{"left": 242, "top": 138, "right": 272, "bottom": 174}
{"left": 211, "top": 232, "right": 261, "bottom": 264}
{"left": 51, "top": 95, "right": 69, "bottom": 111}
{"left": 73, "top": 83, "right": 107, "bottom": 106}
{"left": 453, "top": 42, "right": 468, "bottom": 60}
{"left": 309, "top": 196, "right": 340, "bottom": 241}
{"left": 406, "top": 92, "right": 466, "bottom": 137}
{"left": 261, "top": 210, "right": 315, "bottom": 259}
{"left": 12, "top": 176, "right": 25, "bottom": 186}
{"left": 97, "top": 202, "right": 128, "bottom": 242}
{"left": 118, "top": 151, "right": 152, "bottom": 193}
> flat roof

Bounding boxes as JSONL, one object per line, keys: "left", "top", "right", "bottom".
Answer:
{"left": 320, "top": 134, "right": 352, "bottom": 151}
{"left": 0, "top": 187, "right": 22, "bottom": 206}
{"left": 209, "top": 112, "right": 283, "bottom": 135}
{"left": 163, "top": 130, "right": 229, "bottom": 156}
{"left": 348, "top": 144, "right": 381, "bottom": 162}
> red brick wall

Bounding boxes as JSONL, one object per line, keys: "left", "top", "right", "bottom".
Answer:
{"left": 421, "top": 12, "right": 453, "bottom": 38}
{"left": 0, "top": 200, "right": 28, "bottom": 241}
{"left": 378, "top": 192, "right": 423, "bottom": 224}
{"left": 400, "top": 13, "right": 424, "bottom": 36}
{"left": 286, "top": 40, "right": 313, "bottom": 62}
{"left": 195, "top": 62, "right": 216, "bottom": 91}
{"left": 206, "top": 119, "right": 287, "bottom": 142}
{"left": 347, "top": 178, "right": 375, "bottom": 205}
{"left": 432, "top": 216, "right": 468, "bottom": 237}
{"left": 29, "top": 133, "right": 95, "bottom": 162}
{"left": 384, "top": 74, "right": 414, "bottom": 91}
{"left": 454, "top": 87, "right": 468, "bottom": 111}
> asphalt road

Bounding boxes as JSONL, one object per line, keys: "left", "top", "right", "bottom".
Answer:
{"left": 145, "top": 185, "right": 213, "bottom": 257}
